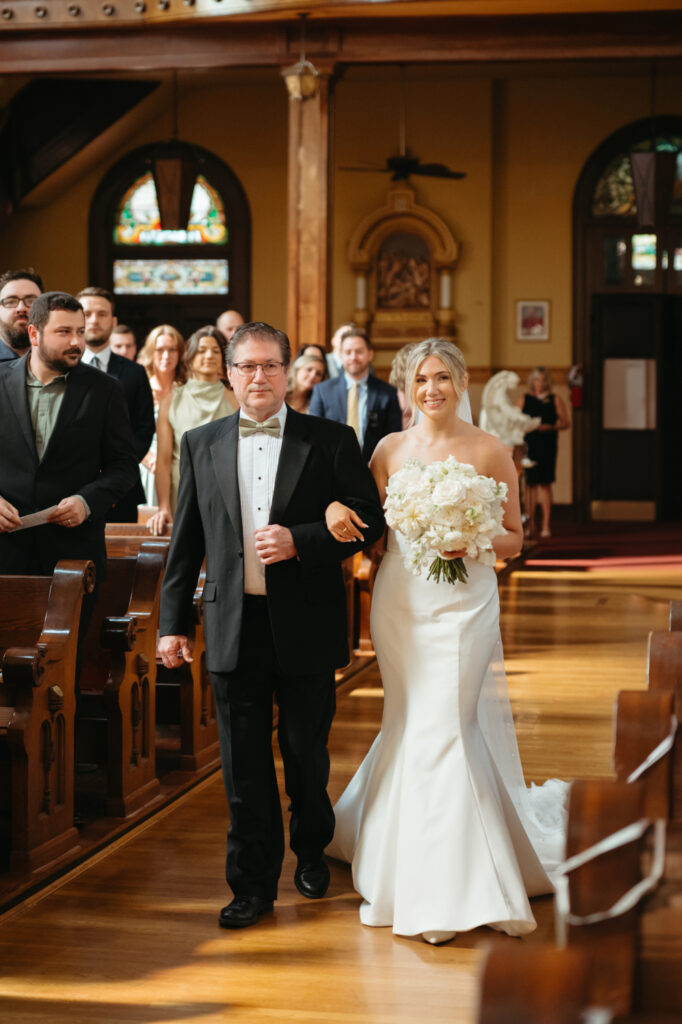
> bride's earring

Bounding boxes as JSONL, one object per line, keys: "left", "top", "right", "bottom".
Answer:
{"left": 421, "top": 931, "right": 456, "bottom": 945}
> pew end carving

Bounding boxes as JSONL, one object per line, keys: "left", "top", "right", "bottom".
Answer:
{"left": 0, "top": 560, "right": 93, "bottom": 873}
{"left": 477, "top": 945, "right": 592, "bottom": 1023}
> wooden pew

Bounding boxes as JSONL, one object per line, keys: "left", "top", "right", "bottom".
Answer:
{"left": 559, "top": 779, "right": 648, "bottom": 1016}
{"left": 647, "top": 631, "right": 682, "bottom": 822}
{"left": 669, "top": 601, "right": 682, "bottom": 632}
{"left": 615, "top": 690, "right": 675, "bottom": 821}
{"left": 0, "top": 560, "right": 94, "bottom": 872}
{"left": 77, "top": 542, "right": 166, "bottom": 816}
{"left": 478, "top": 945, "right": 592, "bottom": 1024}
{"left": 105, "top": 525, "right": 220, "bottom": 774}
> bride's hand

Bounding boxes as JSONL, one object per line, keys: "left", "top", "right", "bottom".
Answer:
{"left": 438, "top": 549, "right": 467, "bottom": 560}
{"left": 325, "top": 501, "right": 368, "bottom": 543}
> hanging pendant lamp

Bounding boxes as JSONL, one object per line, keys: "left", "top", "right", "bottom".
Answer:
{"left": 629, "top": 63, "right": 678, "bottom": 229}
{"left": 152, "top": 72, "right": 198, "bottom": 231}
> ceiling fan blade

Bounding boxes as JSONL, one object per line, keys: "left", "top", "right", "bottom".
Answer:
{"left": 413, "top": 163, "right": 467, "bottom": 179}
{"left": 339, "top": 165, "right": 390, "bottom": 173}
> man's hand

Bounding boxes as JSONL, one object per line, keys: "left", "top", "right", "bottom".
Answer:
{"left": 0, "top": 496, "right": 22, "bottom": 533}
{"left": 325, "top": 501, "right": 367, "bottom": 543}
{"left": 158, "top": 634, "right": 194, "bottom": 668}
{"left": 254, "top": 525, "right": 297, "bottom": 565}
{"left": 47, "top": 496, "right": 88, "bottom": 528}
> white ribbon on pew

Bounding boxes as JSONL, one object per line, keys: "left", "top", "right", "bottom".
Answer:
{"left": 625, "top": 714, "right": 678, "bottom": 783}
{"left": 554, "top": 816, "right": 666, "bottom": 948}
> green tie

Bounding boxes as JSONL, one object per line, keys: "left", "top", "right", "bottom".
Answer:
{"left": 239, "top": 417, "right": 281, "bottom": 438}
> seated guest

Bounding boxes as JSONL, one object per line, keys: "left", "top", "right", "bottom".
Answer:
{"left": 0, "top": 291, "right": 137, "bottom": 587}
{"left": 309, "top": 328, "right": 402, "bottom": 461}
{"left": 77, "top": 287, "right": 154, "bottom": 523}
{"left": 0, "top": 268, "right": 43, "bottom": 362}
{"left": 286, "top": 353, "right": 327, "bottom": 413}
{"left": 148, "top": 326, "right": 236, "bottom": 536}
{"left": 137, "top": 325, "right": 187, "bottom": 507}
{"left": 325, "top": 322, "right": 354, "bottom": 379}
{"left": 216, "top": 309, "right": 244, "bottom": 341}
{"left": 109, "top": 324, "right": 137, "bottom": 360}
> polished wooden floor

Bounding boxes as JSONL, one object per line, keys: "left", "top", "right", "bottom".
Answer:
{"left": 0, "top": 568, "right": 679, "bottom": 1024}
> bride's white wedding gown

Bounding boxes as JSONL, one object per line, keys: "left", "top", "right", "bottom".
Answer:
{"left": 327, "top": 526, "right": 567, "bottom": 938}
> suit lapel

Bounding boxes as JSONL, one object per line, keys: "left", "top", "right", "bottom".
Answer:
{"left": 1, "top": 355, "right": 37, "bottom": 462}
{"left": 210, "top": 413, "right": 243, "bottom": 542}
{"left": 270, "top": 408, "right": 312, "bottom": 525}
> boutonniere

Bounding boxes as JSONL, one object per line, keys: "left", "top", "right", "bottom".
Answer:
{"left": 368, "top": 411, "right": 379, "bottom": 429}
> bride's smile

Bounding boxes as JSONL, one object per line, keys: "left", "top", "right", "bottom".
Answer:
{"left": 414, "top": 356, "right": 468, "bottom": 418}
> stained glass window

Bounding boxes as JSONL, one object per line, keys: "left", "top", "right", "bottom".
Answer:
{"left": 115, "top": 172, "right": 227, "bottom": 245}
{"left": 592, "top": 139, "right": 682, "bottom": 217}
{"left": 113, "top": 258, "right": 228, "bottom": 295}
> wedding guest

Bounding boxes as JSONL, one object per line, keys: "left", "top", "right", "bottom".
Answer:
{"left": 137, "top": 325, "right": 187, "bottom": 507}
{"left": 285, "top": 353, "right": 326, "bottom": 413}
{"left": 0, "top": 269, "right": 43, "bottom": 362}
{"left": 148, "top": 326, "right": 236, "bottom": 536}
{"left": 519, "top": 367, "right": 569, "bottom": 539}
{"left": 110, "top": 324, "right": 137, "bottom": 360}
{"left": 216, "top": 309, "right": 244, "bottom": 341}
{"left": 389, "top": 342, "right": 418, "bottom": 429}
{"left": 309, "top": 328, "right": 402, "bottom": 461}
{"left": 298, "top": 344, "right": 328, "bottom": 367}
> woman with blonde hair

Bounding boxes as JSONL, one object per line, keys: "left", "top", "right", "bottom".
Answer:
{"left": 285, "top": 352, "right": 326, "bottom": 413}
{"left": 138, "top": 325, "right": 187, "bottom": 506}
{"left": 148, "top": 326, "right": 237, "bottom": 536}
{"left": 324, "top": 337, "right": 565, "bottom": 945}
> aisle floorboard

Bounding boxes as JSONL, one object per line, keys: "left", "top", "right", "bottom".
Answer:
{"left": 0, "top": 569, "right": 678, "bottom": 1024}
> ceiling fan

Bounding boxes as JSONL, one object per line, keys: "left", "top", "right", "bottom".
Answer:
{"left": 340, "top": 68, "right": 466, "bottom": 182}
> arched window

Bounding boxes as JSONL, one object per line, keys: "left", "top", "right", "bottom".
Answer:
{"left": 90, "top": 142, "right": 250, "bottom": 343}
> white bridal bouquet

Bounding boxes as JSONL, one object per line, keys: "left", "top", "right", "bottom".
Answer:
{"left": 384, "top": 456, "right": 508, "bottom": 585}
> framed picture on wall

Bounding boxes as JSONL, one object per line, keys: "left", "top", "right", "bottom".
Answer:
{"left": 516, "top": 300, "right": 549, "bottom": 340}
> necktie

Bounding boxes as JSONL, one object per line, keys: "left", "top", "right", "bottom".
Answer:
{"left": 239, "top": 417, "right": 281, "bottom": 438}
{"left": 91, "top": 355, "right": 102, "bottom": 371}
{"left": 347, "top": 383, "right": 360, "bottom": 439}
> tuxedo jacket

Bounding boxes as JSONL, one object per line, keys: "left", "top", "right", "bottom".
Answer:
{"left": 308, "top": 374, "right": 402, "bottom": 461}
{"left": 159, "top": 408, "right": 385, "bottom": 675}
{"left": 106, "top": 351, "right": 155, "bottom": 507}
{"left": 0, "top": 355, "right": 139, "bottom": 580}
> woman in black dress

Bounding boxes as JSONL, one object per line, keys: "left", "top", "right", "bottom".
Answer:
{"left": 520, "top": 367, "right": 569, "bottom": 538}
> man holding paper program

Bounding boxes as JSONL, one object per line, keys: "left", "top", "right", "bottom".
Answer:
{"left": 0, "top": 291, "right": 138, "bottom": 584}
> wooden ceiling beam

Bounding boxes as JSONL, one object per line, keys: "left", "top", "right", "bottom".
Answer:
{"left": 1, "top": 13, "right": 682, "bottom": 74}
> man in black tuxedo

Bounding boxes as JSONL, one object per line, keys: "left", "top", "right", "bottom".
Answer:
{"left": 309, "top": 328, "right": 402, "bottom": 460}
{"left": 0, "top": 292, "right": 138, "bottom": 584}
{"left": 158, "top": 322, "right": 384, "bottom": 929}
{"left": 77, "top": 287, "right": 154, "bottom": 523}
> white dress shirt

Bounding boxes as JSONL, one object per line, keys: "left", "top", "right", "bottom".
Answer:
{"left": 82, "top": 345, "right": 112, "bottom": 372}
{"left": 237, "top": 404, "right": 287, "bottom": 595}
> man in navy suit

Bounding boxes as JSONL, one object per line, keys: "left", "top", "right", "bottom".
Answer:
{"left": 309, "top": 328, "right": 402, "bottom": 461}
{"left": 77, "top": 287, "right": 154, "bottom": 522}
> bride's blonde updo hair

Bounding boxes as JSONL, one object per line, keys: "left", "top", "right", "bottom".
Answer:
{"left": 405, "top": 338, "right": 468, "bottom": 425}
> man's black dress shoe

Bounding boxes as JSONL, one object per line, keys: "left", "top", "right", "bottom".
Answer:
{"left": 294, "top": 859, "right": 330, "bottom": 899}
{"left": 218, "top": 895, "right": 274, "bottom": 929}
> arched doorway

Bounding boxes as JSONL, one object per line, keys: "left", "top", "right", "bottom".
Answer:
{"left": 89, "top": 142, "right": 250, "bottom": 345}
{"left": 573, "top": 117, "right": 682, "bottom": 522}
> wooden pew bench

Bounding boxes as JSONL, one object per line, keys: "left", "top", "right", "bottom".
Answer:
{"left": 77, "top": 541, "right": 166, "bottom": 817}
{"left": 0, "top": 560, "right": 94, "bottom": 872}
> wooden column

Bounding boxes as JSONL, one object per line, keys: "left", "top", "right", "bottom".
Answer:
{"left": 286, "top": 66, "right": 335, "bottom": 354}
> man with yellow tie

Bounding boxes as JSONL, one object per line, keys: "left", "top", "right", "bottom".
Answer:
{"left": 309, "top": 328, "right": 402, "bottom": 461}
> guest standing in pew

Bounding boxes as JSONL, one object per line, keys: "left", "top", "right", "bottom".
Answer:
{"left": 0, "top": 291, "right": 138, "bottom": 590}
{"left": 309, "top": 328, "right": 402, "bottom": 461}
{"left": 77, "top": 287, "right": 155, "bottom": 524}
{"left": 157, "top": 321, "right": 384, "bottom": 930}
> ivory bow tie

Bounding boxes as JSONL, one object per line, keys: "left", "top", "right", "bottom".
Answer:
{"left": 239, "top": 417, "right": 281, "bottom": 438}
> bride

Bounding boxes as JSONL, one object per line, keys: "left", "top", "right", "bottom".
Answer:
{"left": 324, "top": 338, "right": 566, "bottom": 945}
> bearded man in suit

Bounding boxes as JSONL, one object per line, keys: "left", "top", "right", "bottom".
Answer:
{"left": 0, "top": 291, "right": 138, "bottom": 582}
{"left": 77, "top": 287, "right": 154, "bottom": 523}
{"left": 309, "top": 328, "right": 402, "bottom": 460}
{"left": 158, "top": 322, "right": 384, "bottom": 929}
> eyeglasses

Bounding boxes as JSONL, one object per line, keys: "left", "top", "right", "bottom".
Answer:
{"left": 0, "top": 295, "right": 38, "bottom": 309}
{"left": 230, "top": 361, "right": 286, "bottom": 378}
